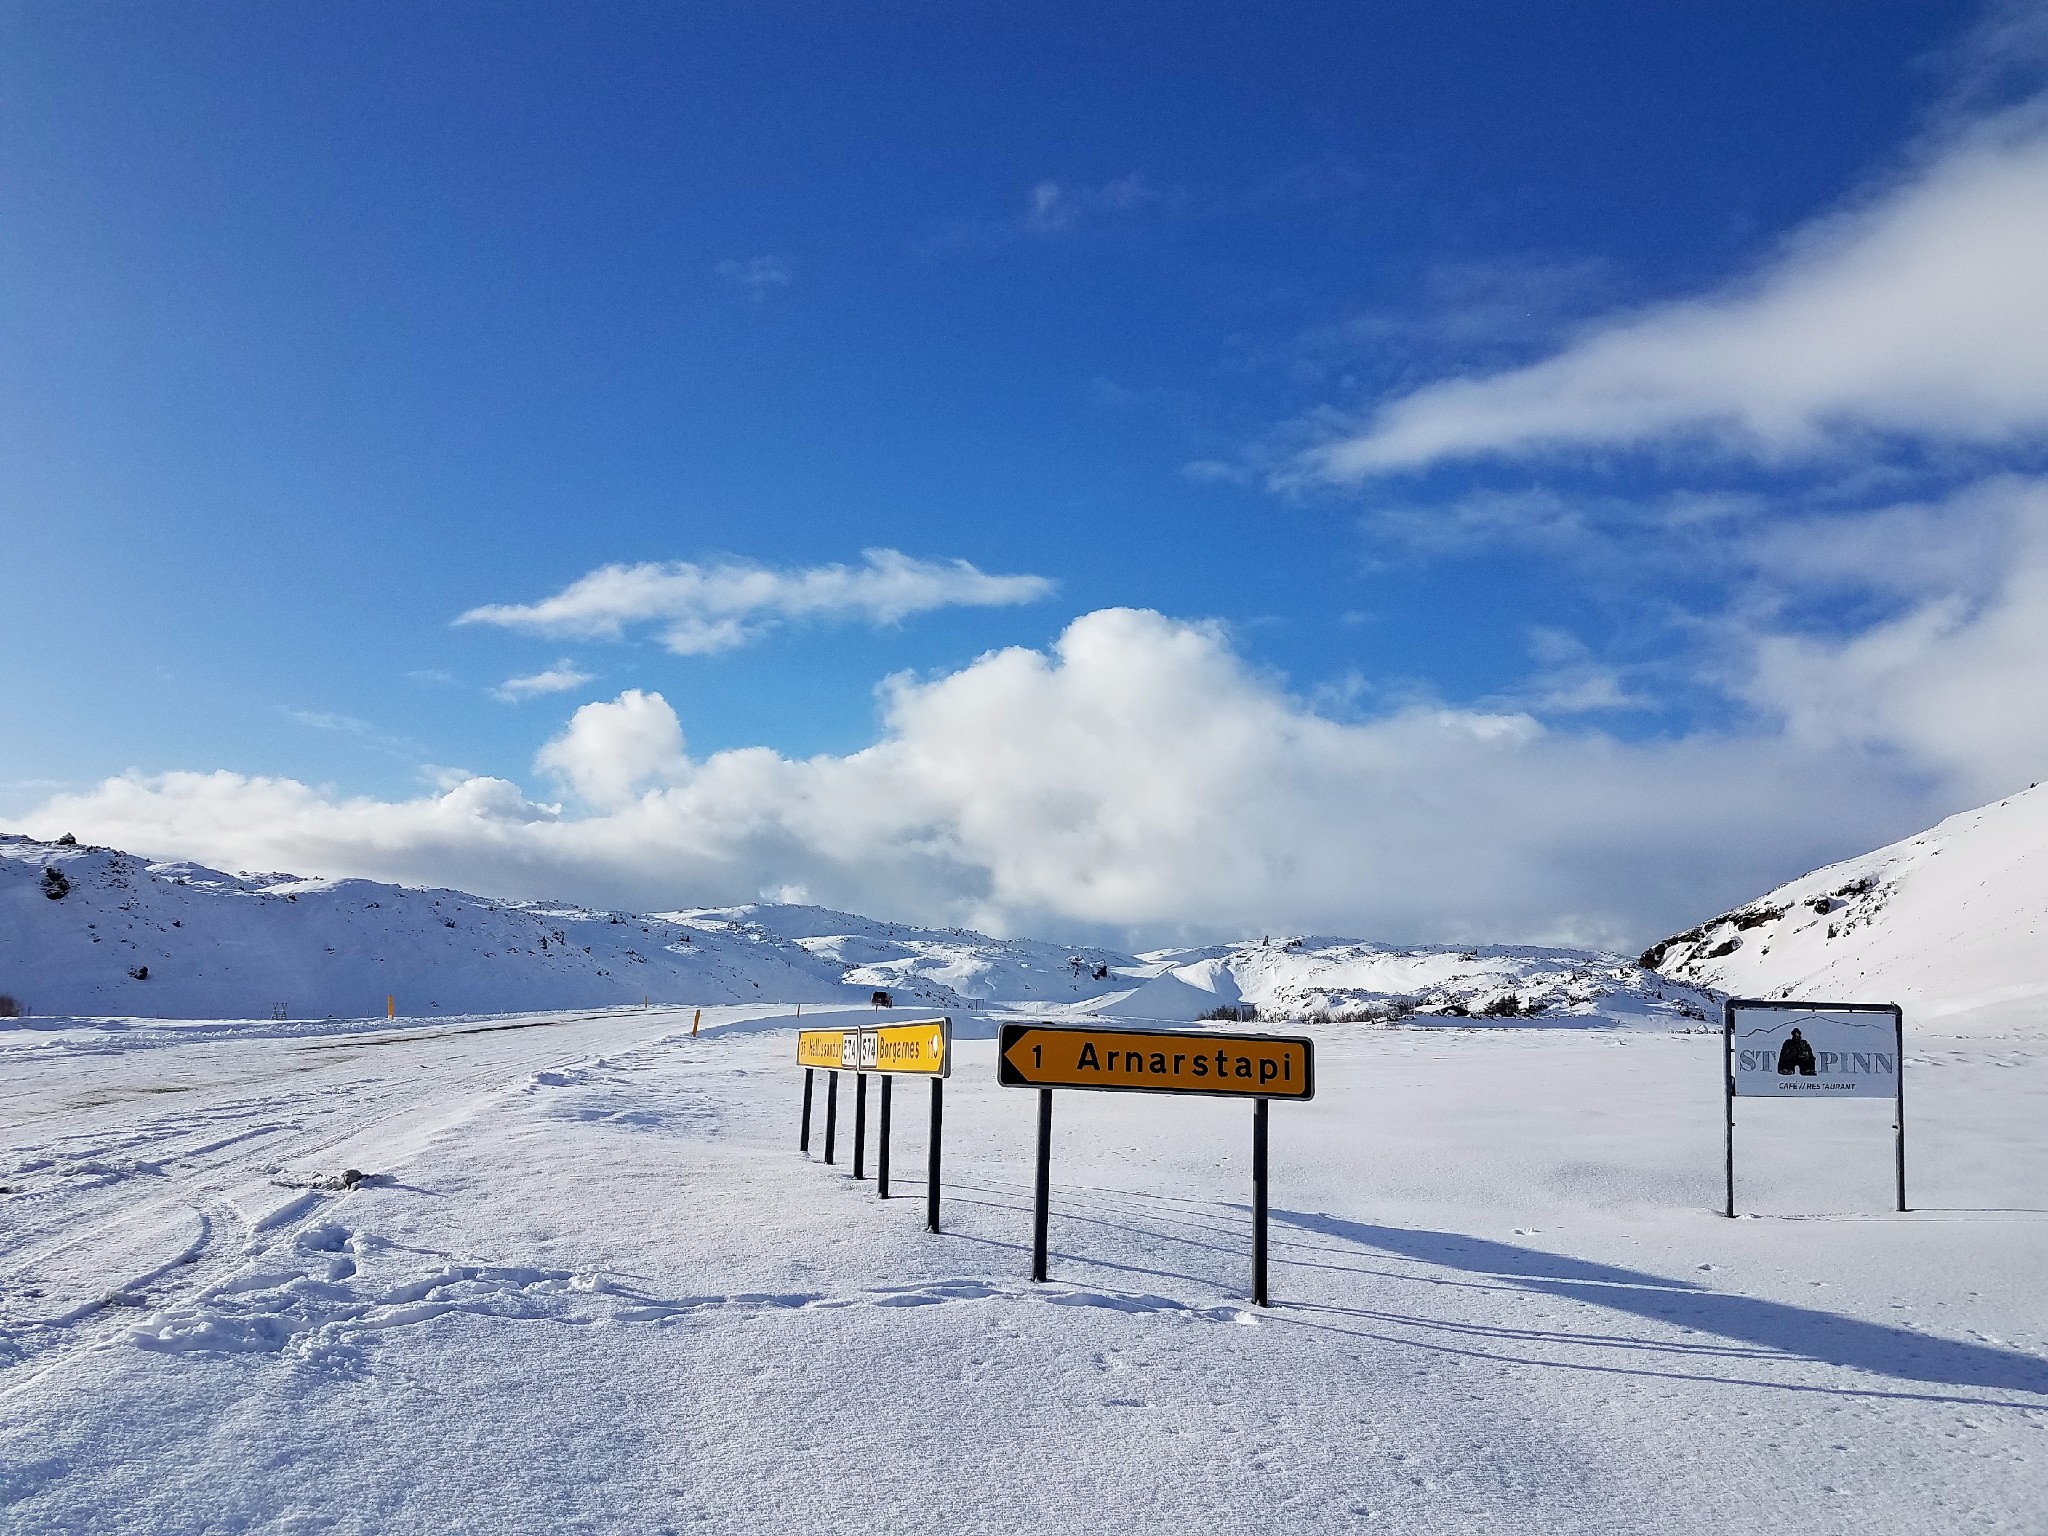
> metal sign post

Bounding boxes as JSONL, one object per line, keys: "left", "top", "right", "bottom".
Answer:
{"left": 877, "top": 1075, "right": 893, "bottom": 1198}
{"left": 999, "top": 1022, "right": 1315, "bottom": 1306}
{"left": 1723, "top": 997, "right": 1907, "bottom": 1217}
{"left": 796, "top": 1028, "right": 849, "bottom": 1164}
{"left": 853, "top": 1074, "right": 868, "bottom": 1180}
{"left": 1894, "top": 1010, "right": 1907, "bottom": 1214}
{"left": 1032, "top": 1088, "right": 1053, "bottom": 1283}
{"left": 793, "top": 1020, "right": 952, "bottom": 1221}
{"left": 1252, "top": 1096, "right": 1270, "bottom": 1307}
{"left": 927, "top": 1080, "right": 944, "bottom": 1233}
{"left": 1722, "top": 1023, "right": 1735, "bottom": 1220}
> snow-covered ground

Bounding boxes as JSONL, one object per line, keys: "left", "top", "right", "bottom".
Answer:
{"left": 1644, "top": 784, "right": 2048, "bottom": 1035}
{"left": 4, "top": 1003, "right": 2044, "bottom": 1533}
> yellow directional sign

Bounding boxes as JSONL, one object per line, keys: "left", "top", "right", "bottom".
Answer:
{"left": 998, "top": 1023, "right": 1313, "bottom": 1100}
{"left": 796, "top": 1028, "right": 851, "bottom": 1071}
{"left": 866, "top": 1019, "right": 952, "bottom": 1078}
{"left": 796, "top": 1019, "right": 952, "bottom": 1076}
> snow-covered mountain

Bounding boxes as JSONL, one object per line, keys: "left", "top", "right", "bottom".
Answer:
{"left": 667, "top": 906, "right": 1716, "bottom": 1027}
{"left": 1120, "top": 937, "right": 1708, "bottom": 1026}
{"left": 1642, "top": 784, "right": 2048, "bottom": 1033}
{"left": 3, "top": 834, "right": 1717, "bottom": 1026}
{"left": 666, "top": 903, "right": 1135, "bottom": 1008}
{"left": 0, "top": 836, "right": 853, "bottom": 1020}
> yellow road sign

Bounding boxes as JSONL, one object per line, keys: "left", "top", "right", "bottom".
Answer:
{"left": 998, "top": 1023, "right": 1313, "bottom": 1099}
{"left": 866, "top": 1019, "right": 952, "bottom": 1078}
{"left": 797, "top": 1019, "right": 953, "bottom": 1076}
{"left": 796, "top": 1028, "right": 851, "bottom": 1071}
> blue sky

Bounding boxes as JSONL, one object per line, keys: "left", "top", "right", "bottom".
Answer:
{"left": 7, "top": 2, "right": 2048, "bottom": 947}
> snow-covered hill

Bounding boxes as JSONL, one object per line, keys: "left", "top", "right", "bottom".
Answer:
{"left": 673, "top": 905, "right": 1717, "bottom": 1028}
{"left": 1642, "top": 784, "right": 2048, "bottom": 1032}
{"left": 0, "top": 836, "right": 853, "bottom": 1020}
{"left": 666, "top": 903, "right": 1135, "bottom": 1009}
{"left": 3, "top": 835, "right": 1718, "bottom": 1026}
{"left": 1119, "top": 937, "right": 1710, "bottom": 1026}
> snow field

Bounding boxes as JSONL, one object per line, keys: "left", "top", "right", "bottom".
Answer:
{"left": 2, "top": 1011, "right": 2045, "bottom": 1533}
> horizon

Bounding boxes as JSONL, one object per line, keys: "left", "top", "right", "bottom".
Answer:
{"left": 7, "top": 1, "right": 2048, "bottom": 951}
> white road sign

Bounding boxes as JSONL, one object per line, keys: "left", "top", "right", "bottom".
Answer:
{"left": 1729, "top": 1004, "right": 1900, "bottom": 1099}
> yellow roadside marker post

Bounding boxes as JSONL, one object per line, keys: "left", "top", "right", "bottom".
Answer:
{"left": 692, "top": 1008, "right": 700, "bottom": 1037}
{"left": 387, "top": 996, "right": 394, "bottom": 1019}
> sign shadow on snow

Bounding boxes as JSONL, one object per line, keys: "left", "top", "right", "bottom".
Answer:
{"left": 1270, "top": 1210, "right": 2048, "bottom": 1401}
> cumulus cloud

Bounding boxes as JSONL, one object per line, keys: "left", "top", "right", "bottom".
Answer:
{"left": 11, "top": 608, "right": 1950, "bottom": 949}
{"left": 457, "top": 549, "right": 1055, "bottom": 656}
{"left": 534, "top": 689, "right": 687, "bottom": 809}
{"left": 490, "top": 661, "right": 595, "bottom": 703}
{"left": 1299, "top": 110, "right": 2048, "bottom": 478}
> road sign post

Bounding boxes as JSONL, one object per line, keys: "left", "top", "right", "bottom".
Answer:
{"left": 1032, "top": 1088, "right": 1053, "bottom": 1283}
{"left": 998, "top": 1022, "right": 1315, "bottom": 1305}
{"left": 854, "top": 1073, "right": 868, "bottom": 1179}
{"left": 1723, "top": 1024, "right": 1735, "bottom": 1218}
{"left": 795, "top": 1019, "right": 952, "bottom": 1217}
{"left": 1723, "top": 998, "right": 1906, "bottom": 1217}
{"left": 1252, "top": 1095, "right": 1270, "bottom": 1306}
{"left": 877, "top": 1075, "right": 892, "bottom": 1197}
{"left": 928, "top": 1079, "right": 944, "bottom": 1233}
{"left": 796, "top": 1027, "right": 851, "bottom": 1164}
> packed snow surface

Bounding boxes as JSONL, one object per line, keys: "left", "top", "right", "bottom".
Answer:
{"left": 1644, "top": 784, "right": 2048, "bottom": 1034}
{"left": 3, "top": 1004, "right": 2044, "bottom": 1533}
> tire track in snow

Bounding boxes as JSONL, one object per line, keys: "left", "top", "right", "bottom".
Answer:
{"left": 0, "top": 1005, "right": 715, "bottom": 1391}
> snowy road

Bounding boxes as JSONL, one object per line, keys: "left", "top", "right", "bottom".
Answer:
{"left": 4, "top": 1010, "right": 2046, "bottom": 1533}
{"left": 0, "top": 1007, "right": 720, "bottom": 1395}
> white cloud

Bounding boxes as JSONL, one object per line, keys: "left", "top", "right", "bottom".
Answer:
{"left": 457, "top": 549, "right": 1055, "bottom": 655}
{"left": 10, "top": 608, "right": 1951, "bottom": 950}
{"left": 715, "top": 255, "right": 792, "bottom": 296}
{"left": 1741, "top": 478, "right": 2048, "bottom": 801}
{"left": 490, "top": 661, "right": 595, "bottom": 703}
{"left": 1506, "top": 629, "right": 1651, "bottom": 716}
{"left": 1300, "top": 111, "right": 2048, "bottom": 478}
{"left": 534, "top": 689, "right": 687, "bottom": 810}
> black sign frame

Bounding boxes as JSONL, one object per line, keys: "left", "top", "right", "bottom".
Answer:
{"left": 1722, "top": 997, "right": 1906, "bottom": 1218}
